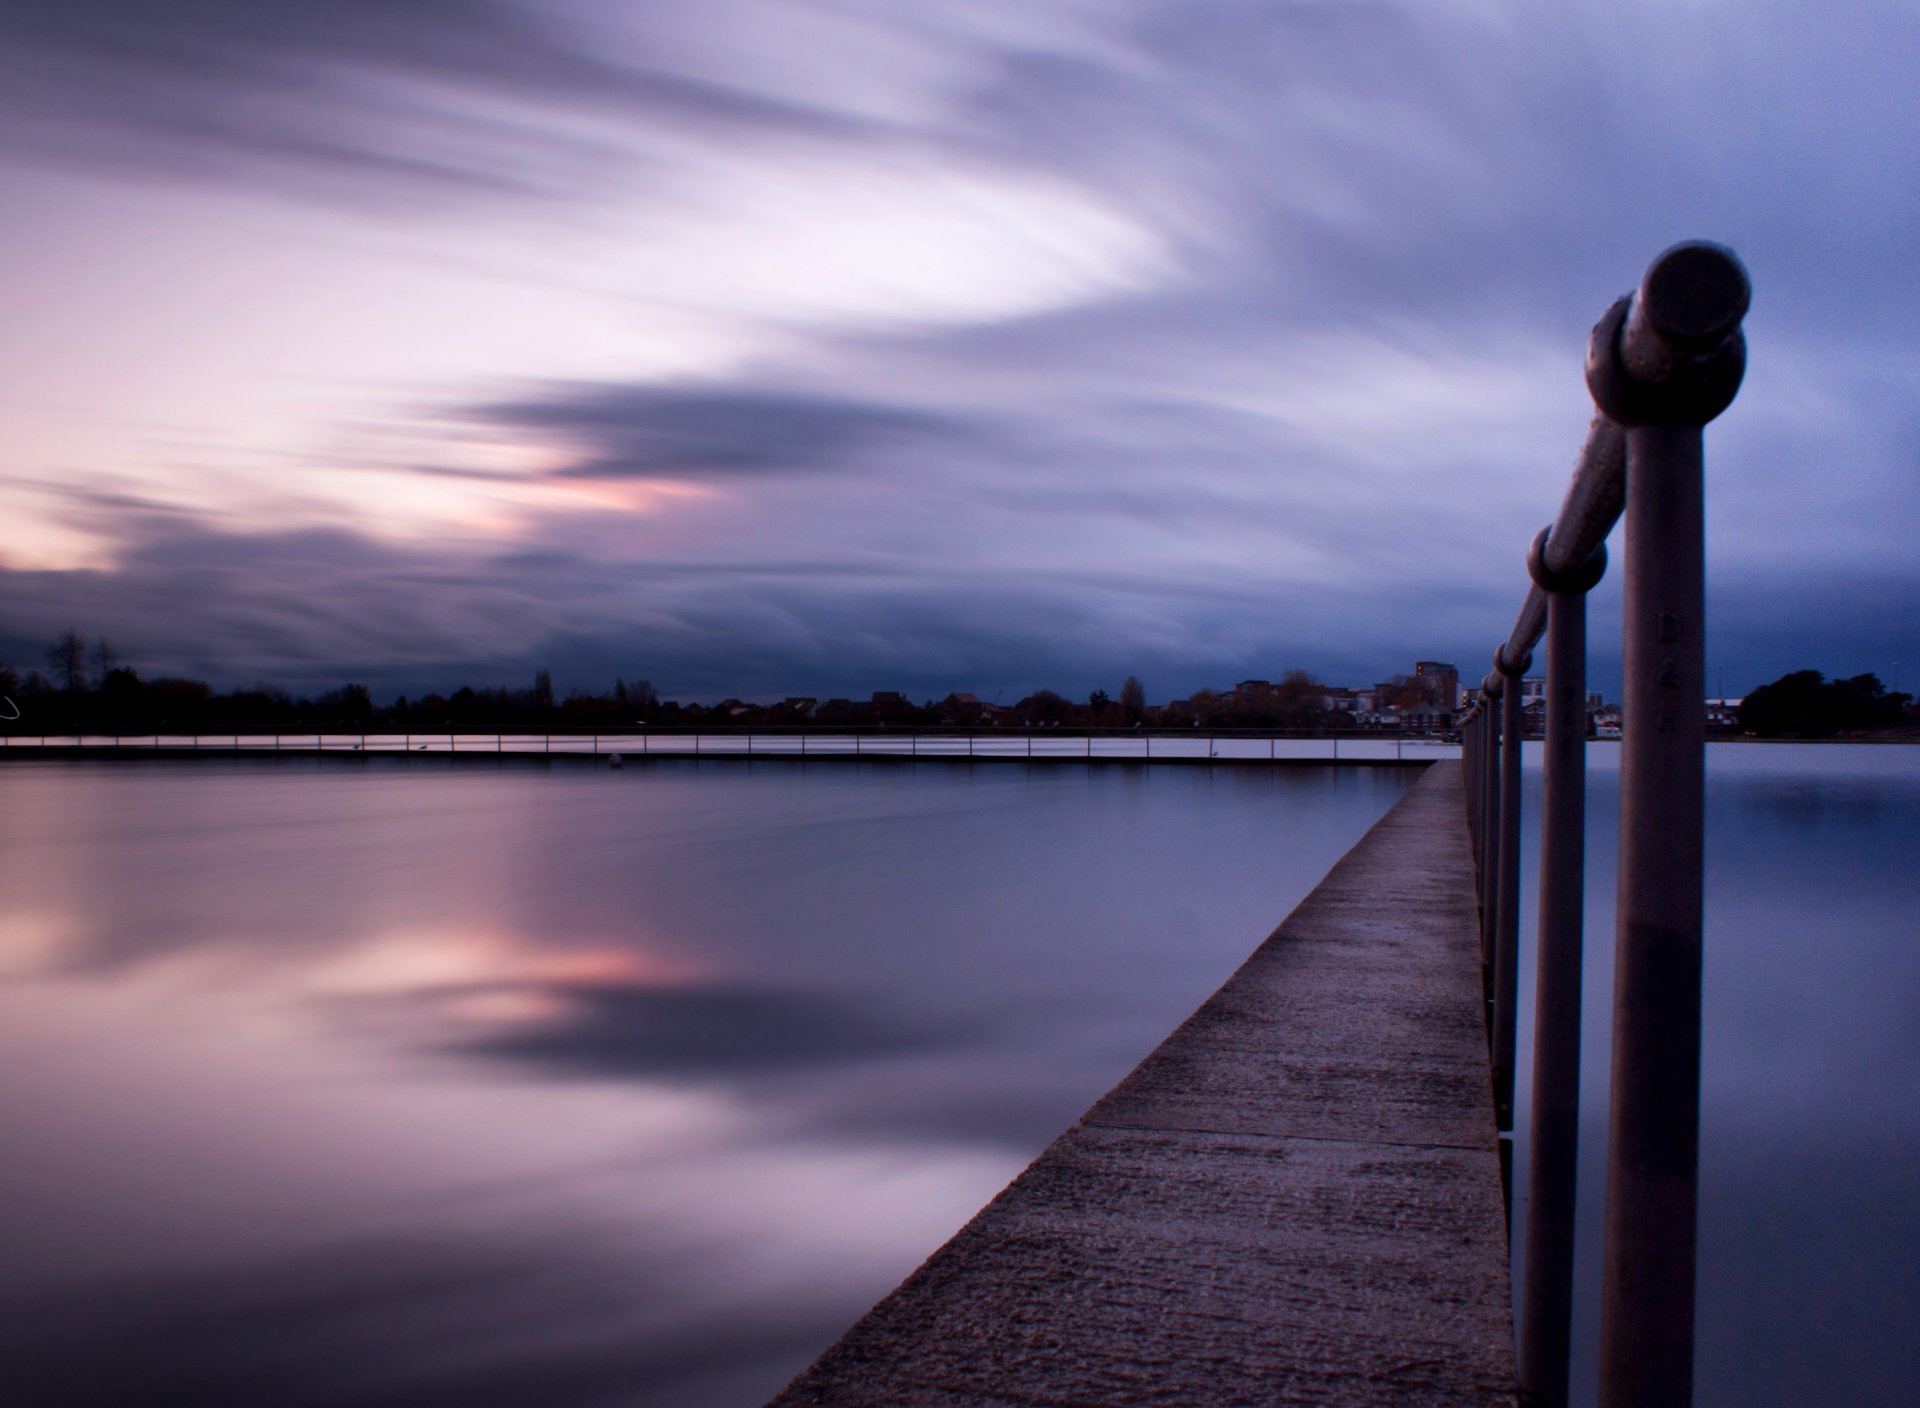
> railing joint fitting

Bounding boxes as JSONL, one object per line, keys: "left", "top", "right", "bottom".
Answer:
{"left": 1528, "top": 524, "right": 1608, "bottom": 595}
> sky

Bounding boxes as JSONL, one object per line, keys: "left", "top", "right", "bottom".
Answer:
{"left": 1, "top": 0, "right": 1915, "bottom": 705}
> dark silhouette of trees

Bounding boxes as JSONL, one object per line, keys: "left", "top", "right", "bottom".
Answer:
{"left": 1019, "top": 689, "right": 1073, "bottom": 726}
{"left": 46, "top": 629, "right": 88, "bottom": 692}
{"left": 612, "top": 676, "right": 658, "bottom": 718}
{"left": 1738, "top": 670, "right": 1912, "bottom": 738}
{"left": 99, "top": 667, "right": 144, "bottom": 714}
{"left": 0, "top": 628, "right": 1509, "bottom": 739}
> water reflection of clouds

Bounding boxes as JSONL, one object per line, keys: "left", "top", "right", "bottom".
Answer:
{"left": 456, "top": 978, "right": 976, "bottom": 1077}
{"left": 0, "top": 760, "right": 1409, "bottom": 1406}
{"left": 7, "top": 1229, "right": 861, "bottom": 1408}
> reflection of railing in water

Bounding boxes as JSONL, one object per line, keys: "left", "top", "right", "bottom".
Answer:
{"left": 0, "top": 728, "right": 1461, "bottom": 764}
{"left": 1459, "top": 241, "right": 1750, "bottom": 1408}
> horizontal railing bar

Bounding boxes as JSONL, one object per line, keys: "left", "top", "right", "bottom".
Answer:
{"left": 1545, "top": 416, "right": 1628, "bottom": 577}
{"left": 1498, "top": 242, "right": 1746, "bottom": 678}
{"left": 1501, "top": 418, "right": 1626, "bottom": 673}
{"left": 1502, "top": 585, "right": 1550, "bottom": 676}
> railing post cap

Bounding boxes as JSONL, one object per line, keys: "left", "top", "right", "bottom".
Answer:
{"left": 1495, "top": 643, "right": 1531, "bottom": 679}
{"left": 1586, "top": 241, "right": 1750, "bottom": 425}
{"left": 1528, "top": 524, "right": 1608, "bottom": 595}
{"left": 1482, "top": 671, "right": 1504, "bottom": 699}
{"left": 1639, "top": 240, "right": 1752, "bottom": 348}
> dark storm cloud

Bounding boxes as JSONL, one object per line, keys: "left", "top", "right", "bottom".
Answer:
{"left": 0, "top": 483, "right": 1741, "bottom": 706}
{"left": 5, "top": 2, "right": 1918, "bottom": 696}
{"left": 481, "top": 383, "right": 972, "bottom": 477}
{"left": 0, "top": 0, "right": 892, "bottom": 203}
{"left": 0, "top": 523, "right": 565, "bottom": 689}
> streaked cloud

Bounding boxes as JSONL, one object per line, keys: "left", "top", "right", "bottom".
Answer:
{"left": 0, "top": 0, "right": 1915, "bottom": 699}
{"left": 479, "top": 383, "right": 972, "bottom": 478}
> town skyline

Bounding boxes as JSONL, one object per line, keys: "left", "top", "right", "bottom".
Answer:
{"left": 26, "top": 625, "right": 1911, "bottom": 738}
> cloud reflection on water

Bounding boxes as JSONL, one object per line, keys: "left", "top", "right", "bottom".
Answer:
{"left": 0, "top": 758, "right": 1411, "bottom": 1406}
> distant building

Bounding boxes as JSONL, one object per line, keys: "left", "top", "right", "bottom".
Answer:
{"left": 1414, "top": 661, "right": 1459, "bottom": 714}
{"left": 939, "top": 692, "right": 983, "bottom": 724}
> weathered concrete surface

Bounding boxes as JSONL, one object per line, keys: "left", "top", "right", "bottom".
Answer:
{"left": 769, "top": 762, "right": 1514, "bottom": 1407}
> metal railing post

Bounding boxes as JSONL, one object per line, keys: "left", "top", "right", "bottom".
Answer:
{"left": 1493, "top": 647, "right": 1528, "bottom": 1130}
{"left": 1479, "top": 675, "right": 1503, "bottom": 968}
{"left": 1475, "top": 708, "right": 1486, "bottom": 839}
{"left": 1461, "top": 709, "right": 1475, "bottom": 842}
{"left": 1521, "top": 530, "right": 1608, "bottom": 1408}
{"left": 1468, "top": 716, "right": 1480, "bottom": 868}
{"left": 1591, "top": 242, "right": 1749, "bottom": 1408}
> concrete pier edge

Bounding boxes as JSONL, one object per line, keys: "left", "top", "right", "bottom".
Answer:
{"left": 768, "top": 760, "right": 1516, "bottom": 1407}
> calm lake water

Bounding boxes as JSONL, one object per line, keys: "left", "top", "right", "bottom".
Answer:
{"left": 0, "top": 757, "right": 1413, "bottom": 1408}
{"left": 4, "top": 747, "right": 1913, "bottom": 1407}
{"left": 1507, "top": 742, "right": 1920, "bottom": 1408}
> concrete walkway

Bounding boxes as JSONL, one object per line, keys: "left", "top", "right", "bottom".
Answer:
{"left": 768, "top": 762, "right": 1515, "bottom": 1407}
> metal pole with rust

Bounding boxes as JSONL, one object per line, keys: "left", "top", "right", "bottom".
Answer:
{"left": 1590, "top": 241, "right": 1750, "bottom": 1408}
{"left": 1520, "top": 529, "right": 1609, "bottom": 1408}
{"left": 1479, "top": 675, "right": 1502, "bottom": 971}
{"left": 1491, "top": 644, "right": 1527, "bottom": 1131}
{"left": 1476, "top": 411, "right": 1627, "bottom": 1399}
{"left": 1463, "top": 703, "right": 1483, "bottom": 862}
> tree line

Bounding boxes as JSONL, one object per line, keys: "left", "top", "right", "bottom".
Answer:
{"left": 3, "top": 632, "right": 1364, "bottom": 735}
{"left": 3, "top": 631, "right": 667, "bottom": 733}
{"left": 1736, "top": 670, "right": 1914, "bottom": 738}
{"left": 16, "top": 630, "right": 1908, "bottom": 739}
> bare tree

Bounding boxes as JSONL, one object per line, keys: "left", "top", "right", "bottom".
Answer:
{"left": 92, "top": 636, "right": 120, "bottom": 677}
{"left": 1119, "top": 675, "right": 1145, "bottom": 723}
{"left": 532, "top": 668, "right": 555, "bottom": 712}
{"left": 46, "top": 628, "right": 88, "bottom": 691}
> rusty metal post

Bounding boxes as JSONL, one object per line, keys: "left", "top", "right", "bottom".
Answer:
{"left": 1520, "top": 531, "right": 1608, "bottom": 1408}
{"left": 1464, "top": 706, "right": 1482, "bottom": 857}
{"left": 1480, "top": 675, "right": 1503, "bottom": 968}
{"left": 1589, "top": 241, "right": 1749, "bottom": 1408}
{"left": 1493, "top": 646, "right": 1528, "bottom": 1131}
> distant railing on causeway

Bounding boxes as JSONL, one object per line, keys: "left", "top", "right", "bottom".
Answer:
{"left": 1459, "top": 241, "right": 1750, "bottom": 1408}
{"left": 0, "top": 726, "right": 1460, "bottom": 765}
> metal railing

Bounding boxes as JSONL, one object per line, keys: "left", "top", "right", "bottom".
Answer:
{"left": 0, "top": 727, "right": 1461, "bottom": 765}
{"left": 1460, "top": 241, "right": 1749, "bottom": 1408}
